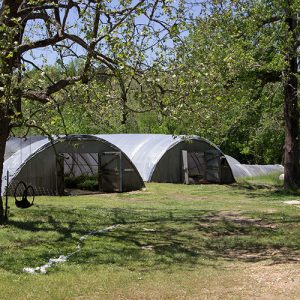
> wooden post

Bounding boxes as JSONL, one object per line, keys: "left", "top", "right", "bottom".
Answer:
{"left": 182, "top": 150, "right": 189, "bottom": 184}
{"left": 4, "top": 170, "right": 9, "bottom": 223}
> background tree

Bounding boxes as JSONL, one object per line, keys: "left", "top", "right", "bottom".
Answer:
{"left": 173, "top": 0, "right": 299, "bottom": 188}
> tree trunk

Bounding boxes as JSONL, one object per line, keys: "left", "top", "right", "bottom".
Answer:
{"left": 0, "top": 1, "right": 23, "bottom": 223}
{"left": 0, "top": 111, "right": 10, "bottom": 224}
{"left": 283, "top": 71, "right": 300, "bottom": 189}
{"left": 283, "top": 12, "right": 300, "bottom": 189}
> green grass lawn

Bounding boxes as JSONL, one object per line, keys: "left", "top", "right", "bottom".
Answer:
{"left": 0, "top": 177, "right": 300, "bottom": 299}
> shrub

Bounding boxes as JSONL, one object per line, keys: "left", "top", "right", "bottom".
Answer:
{"left": 65, "top": 176, "right": 82, "bottom": 188}
{"left": 78, "top": 178, "right": 98, "bottom": 191}
{"left": 65, "top": 175, "right": 98, "bottom": 190}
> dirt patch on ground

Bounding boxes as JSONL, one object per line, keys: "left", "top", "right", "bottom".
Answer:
{"left": 246, "top": 262, "right": 300, "bottom": 299}
{"left": 225, "top": 248, "right": 300, "bottom": 263}
{"left": 212, "top": 211, "right": 260, "bottom": 221}
{"left": 100, "top": 262, "right": 300, "bottom": 300}
{"left": 65, "top": 188, "right": 101, "bottom": 196}
{"left": 206, "top": 211, "right": 277, "bottom": 228}
{"left": 196, "top": 211, "right": 300, "bottom": 263}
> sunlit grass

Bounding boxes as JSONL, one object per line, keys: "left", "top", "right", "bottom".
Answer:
{"left": 237, "top": 172, "right": 283, "bottom": 186}
{"left": 0, "top": 181, "right": 299, "bottom": 299}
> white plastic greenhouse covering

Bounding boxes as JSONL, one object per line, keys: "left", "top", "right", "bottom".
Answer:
{"left": 3, "top": 134, "right": 185, "bottom": 182}
{"left": 98, "top": 134, "right": 284, "bottom": 181}
{"left": 4, "top": 136, "right": 45, "bottom": 160}
{"left": 2, "top": 134, "right": 284, "bottom": 196}
{"left": 225, "top": 155, "right": 284, "bottom": 178}
{"left": 96, "top": 134, "right": 203, "bottom": 181}
{"left": 2, "top": 135, "right": 145, "bottom": 196}
{"left": 3, "top": 134, "right": 233, "bottom": 195}
{"left": 2, "top": 137, "right": 51, "bottom": 195}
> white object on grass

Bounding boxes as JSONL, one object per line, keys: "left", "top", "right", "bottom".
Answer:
{"left": 284, "top": 200, "right": 300, "bottom": 205}
{"left": 23, "top": 224, "right": 120, "bottom": 274}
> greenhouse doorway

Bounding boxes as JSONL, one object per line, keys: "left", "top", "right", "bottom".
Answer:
{"left": 99, "top": 152, "right": 122, "bottom": 193}
{"left": 56, "top": 152, "right": 122, "bottom": 195}
{"left": 182, "top": 150, "right": 221, "bottom": 184}
{"left": 57, "top": 152, "right": 99, "bottom": 195}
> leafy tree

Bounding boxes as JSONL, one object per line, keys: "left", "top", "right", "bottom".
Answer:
{"left": 0, "top": 0, "right": 187, "bottom": 223}
{"left": 175, "top": 0, "right": 299, "bottom": 187}
{"left": 19, "top": 61, "right": 183, "bottom": 134}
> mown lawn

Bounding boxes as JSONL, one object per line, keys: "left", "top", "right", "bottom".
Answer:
{"left": 0, "top": 177, "right": 299, "bottom": 299}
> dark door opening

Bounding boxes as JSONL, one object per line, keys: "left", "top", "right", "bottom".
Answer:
{"left": 57, "top": 152, "right": 99, "bottom": 195}
{"left": 182, "top": 150, "right": 221, "bottom": 184}
{"left": 99, "top": 152, "right": 122, "bottom": 193}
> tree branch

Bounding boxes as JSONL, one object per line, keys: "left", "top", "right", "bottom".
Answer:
{"left": 16, "top": 35, "right": 65, "bottom": 54}
{"left": 22, "top": 76, "right": 83, "bottom": 103}
{"left": 64, "top": 33, "right": 117, "bottom": 69}
{"left": 83, "top": 1, "right": 101, "bottom": 79}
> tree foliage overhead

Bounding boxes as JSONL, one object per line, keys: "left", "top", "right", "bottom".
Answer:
{"left": 0, "top": 0, "right": 190, "bottom": 223}
{"left": 167, "top": 0, "right": 299, "bottom": 174}
{"left": 166, "top": 0, "right": 286, "bottom": 163}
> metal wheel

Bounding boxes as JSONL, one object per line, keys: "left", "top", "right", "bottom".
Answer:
{"left": 25, "top": 185, "right": 35, "bottom": 205}
{"left": 14, "top": 181, "right": 27, "bottom": 202}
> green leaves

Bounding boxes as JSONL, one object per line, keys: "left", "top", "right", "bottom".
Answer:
{"left": 167, "top": 0, "right": 294, "bottom": 163}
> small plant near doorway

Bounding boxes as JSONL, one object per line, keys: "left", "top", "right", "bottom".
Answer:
{"left": 65, "top": 175, "right": 98, "bottom": 191}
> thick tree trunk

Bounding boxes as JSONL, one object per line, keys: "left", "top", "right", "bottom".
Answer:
{"left": 283, "top": 12, "right": 300, "bottom": 189}
{"left": 283, "top": 71, "right": 300, "bottom": 189}
{"left": 0, "top": 112, "right": 10, "bottom": 224}
{"left": 0, "top": 1, "right": 23, "bottom": 223}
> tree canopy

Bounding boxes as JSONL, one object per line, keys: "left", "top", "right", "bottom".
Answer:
{"left": 171, "top": 0, "right": 300, "bottom": 188}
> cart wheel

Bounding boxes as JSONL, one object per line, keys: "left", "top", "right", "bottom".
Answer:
{"left": 14, "top": 181, "right": 27, "bottom": 202}
{"left": 25, "top": 185, "right": 35, "bottom": 205}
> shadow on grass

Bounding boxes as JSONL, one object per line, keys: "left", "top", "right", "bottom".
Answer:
{"left": 231, "top": 181, "right": 300, "bottom": 199}
{"left": 2, "top": 205, "right": 300, "bottom": 273}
